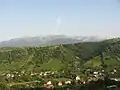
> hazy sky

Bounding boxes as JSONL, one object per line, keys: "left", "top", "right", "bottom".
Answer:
{"left": 0, "top": 0, "right": 120, "bottom": 41}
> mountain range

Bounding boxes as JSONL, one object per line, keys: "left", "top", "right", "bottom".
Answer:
{"left": 0, "top": 35, "right": 105, "bottom": 47}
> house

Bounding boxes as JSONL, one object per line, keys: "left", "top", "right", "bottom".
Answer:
{"left": 58, "top": 81, "right": 62, "bottom": 86}
{"left": 76, "top": 76, "right": 80, "bottom": 81}
{"left": 65, "top": 80, "right": 71, "bottom": 84}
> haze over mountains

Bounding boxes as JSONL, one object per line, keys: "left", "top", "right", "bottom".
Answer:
{"left": 0, "top": 35, "right": 105, "bottom": 47}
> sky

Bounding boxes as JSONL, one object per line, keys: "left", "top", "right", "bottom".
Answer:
{"left": 0, "top": 0, "right": 120, "bottom": 41}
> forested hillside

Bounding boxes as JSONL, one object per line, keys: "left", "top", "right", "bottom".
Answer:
{"left": 0, "top": 38, "right": 120, "bottom": 89}
{"left": 0, "top": 38, "right": 120, "bottom": 73}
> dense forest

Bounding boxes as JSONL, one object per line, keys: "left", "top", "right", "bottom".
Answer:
{"left": 0, "top": 38, "right": 120, "bottom": 89}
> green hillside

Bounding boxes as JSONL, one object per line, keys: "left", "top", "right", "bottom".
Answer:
{"left": 0, "top": 38, "right": 120, "bottom": 72}
{"left": 0, "top": 38, "right": 120, "bottom": 89}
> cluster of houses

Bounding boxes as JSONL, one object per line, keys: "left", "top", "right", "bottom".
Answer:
{"left": 0, "top": 68, "right": 119, "bottom": 88}
{"left": 43, "top": 80, "right": 72, "bottom": 89}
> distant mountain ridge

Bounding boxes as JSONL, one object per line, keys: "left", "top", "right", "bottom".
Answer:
{"left": 0, "top": 35, "right": 105, "bottom": 47}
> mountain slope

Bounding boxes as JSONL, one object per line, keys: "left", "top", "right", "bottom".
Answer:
{"left": 0, "top": 38, "right": 119, "bottom": 89}
{"left": 0, "top": 38, "right": 120, "bottom": 73}
{"left": 0, "top": 35, "right": 104, "bottom": 47}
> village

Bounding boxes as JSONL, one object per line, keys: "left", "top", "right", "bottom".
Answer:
{"left": 0, "top": 68, "right": 119, "bottom": 89}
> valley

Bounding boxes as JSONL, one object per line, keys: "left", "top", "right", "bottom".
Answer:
{"left": 0, "top": 38, "right": 120, "bottom": 89}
